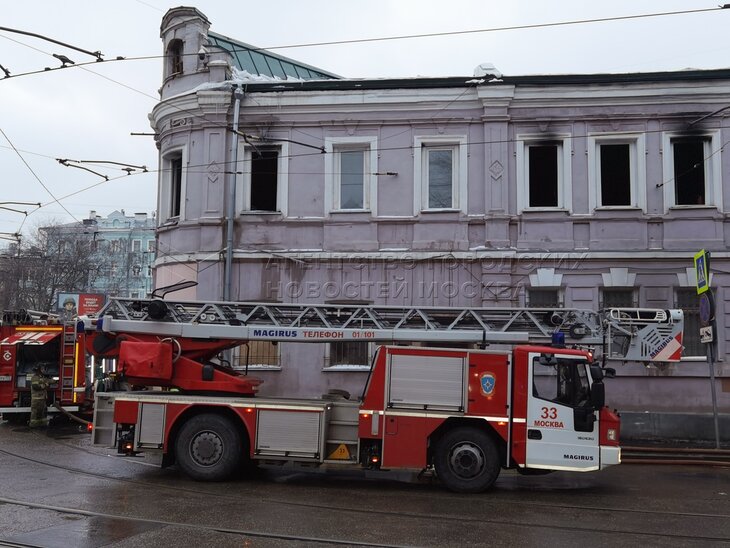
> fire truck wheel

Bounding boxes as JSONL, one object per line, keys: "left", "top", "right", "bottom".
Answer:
{"left": 434, "top": 427, "right": 500, "bottom": 493}
{"left": 175, "top": 414, "right": 243, "bottom": 481}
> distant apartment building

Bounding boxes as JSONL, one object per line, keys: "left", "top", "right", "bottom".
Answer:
{"left": 56, "top": 210, "right": 156, "bottom": 299}
{"left": 149, "top": 7, "right": 729, "bottom": 417}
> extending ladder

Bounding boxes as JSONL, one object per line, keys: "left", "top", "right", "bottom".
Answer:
{"left": 59, "top": 321, "right": 78, "bottom": 403}
{"left": 85, "top": 298, "right": 684, "bottom": 363}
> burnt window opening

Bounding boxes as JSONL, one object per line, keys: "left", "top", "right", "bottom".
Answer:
{"left": 250, "top": 148, "right": 279, "bottom": 211}
{"left": 528, "top": 143, "right": 559, "bottom": 207}
{"left": 170, "top": 156, "right": 183, "bottom": 218}
{"left": 168, "top": 39, "right": 183, "bottom": 75}
{"left": 600, "top": 144, "right": 631, "bottom": 206}
{"left": 673, "top": 139, "right": 707, "bottom": 205}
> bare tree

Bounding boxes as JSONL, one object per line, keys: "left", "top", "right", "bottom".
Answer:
{"left": 0, "top": 221, "right": 103, "bottom": 313}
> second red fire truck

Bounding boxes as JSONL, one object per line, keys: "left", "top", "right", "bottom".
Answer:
{"left": 0, "top": 309, "right": 88, "bottom": 422}
{"left": 84, "top": 298, "right": 683, "bottom": 493}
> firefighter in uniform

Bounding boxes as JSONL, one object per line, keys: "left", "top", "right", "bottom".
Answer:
{"left": 29, "top": 367, "right": 50, "bottom": 428}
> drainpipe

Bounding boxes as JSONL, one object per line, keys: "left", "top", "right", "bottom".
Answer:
{"left": 224, "top": 85, "right": 244, "bottom": 301}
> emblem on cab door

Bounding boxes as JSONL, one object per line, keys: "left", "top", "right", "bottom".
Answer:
{"left": 480, "top": 373, "right": 496, "bottom": 396}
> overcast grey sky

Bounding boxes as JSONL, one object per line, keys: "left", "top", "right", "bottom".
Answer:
{"left": 1, "top": 1, "right": 728, "bottom": 240}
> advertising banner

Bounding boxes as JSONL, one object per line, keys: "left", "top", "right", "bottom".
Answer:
{"left": 57, "top": 293, "right": 106, "bottom": 320}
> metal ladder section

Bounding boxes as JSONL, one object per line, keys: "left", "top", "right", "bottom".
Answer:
{"left": 59, "top": 321, "right": 77, "bottom": 403}
{"left": 91, "top": 297, "right": 605, "bottom": 345}
{"left": 87, "top": 298, "right": 684, "bottom": 362}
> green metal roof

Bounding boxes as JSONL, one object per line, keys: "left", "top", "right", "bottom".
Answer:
{"left": 208, "top": 31, "right": 340, "bottom": 81}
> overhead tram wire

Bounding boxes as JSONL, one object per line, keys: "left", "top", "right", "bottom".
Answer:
{"left": 0, "top": 26, "right": 103, "bottom": 61}
{"left": 1, "top": 6, "right": 728, "bottom": 82}
{"left": 257, "top": 6, "right": 729, "bottom": 52}
{"left": 0, "top": 34, "right": 267, "bottom": 151}
{"left": 0, "top": 127, "right": 80, "bottom": 229}
{"left": 1, "top": 7, "right": 727, "bottom": 227}
{"left": 2, "top": 6, "right": 729, "bottom": 150}
{"left": 4, "top": 118, "right": 727, "bottom": 188}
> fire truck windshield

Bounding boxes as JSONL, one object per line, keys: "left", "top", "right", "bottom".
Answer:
{"left": 533, "top": 358, "right": 591, "bottom": 408}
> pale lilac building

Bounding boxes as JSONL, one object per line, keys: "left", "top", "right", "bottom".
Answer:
{"left": 150, "top": 7, "right": 729, "bottom": 436}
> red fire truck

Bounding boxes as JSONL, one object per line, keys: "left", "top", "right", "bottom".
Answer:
{"left": 85, "top": 298, "right": 683, "bottom": 492}
{"left": 0, "top": 310, "right": 88, "bottom": 422}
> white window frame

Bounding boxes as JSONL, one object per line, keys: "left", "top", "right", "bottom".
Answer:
{"left": 516, "top": 135, "right": 572, "bottom": 212}
{"left": 587, "top": 134, "right": 646, "bottom": 211}
{"left": 413, "top": 135, "right": 468, "bottom": 214}
{"left": 324, "top": 136, "right": 378, "bottom": 214}
{"left": 662, "top": 130, "right": 722, "bottom": 212}
{"left": 158, "top": 146, "right": 187, "bottom": 223}
{"left": 132, "top": 239, "right": 142, "bottom": 253}
{"left": 236, "top": 140, "right": 289, "bottom": 215}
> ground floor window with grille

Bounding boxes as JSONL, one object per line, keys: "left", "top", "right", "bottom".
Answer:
{"left": 526, "top": 289, "right": 562, "bottom": 307}
{"left": 601, "top": 288, "right": 636, "bottom": 309}
{"left": 233, "top": 341, "right": 281, "bottom": 370}
{"left": 675, "top": 289, "right": 703, "bottom": 358}
{"left": 326, "top": 342, "right": 371, "bottom": 369}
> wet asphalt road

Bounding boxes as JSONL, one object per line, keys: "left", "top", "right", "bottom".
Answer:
{"left": 0, "top": 420, "right": 728, "bottom": 547}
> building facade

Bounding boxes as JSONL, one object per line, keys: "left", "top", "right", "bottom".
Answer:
{"left": 150, "top": 8, "right": 729, "bottom": 420}
{"left": 57, "top": 210, "right": 156, "bottom": 300}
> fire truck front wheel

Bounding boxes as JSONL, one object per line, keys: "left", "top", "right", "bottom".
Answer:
{"left": 175, "top": 414, "right": 243, "bottom": 481}
{"left": 434, "top": 427, "right": 500, "bottom": 493}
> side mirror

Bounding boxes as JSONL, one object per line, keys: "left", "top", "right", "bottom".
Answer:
{"left": 589, "top": 364, "right": 604, "bottom": 381}
{"left": 591, "top": 381, "right": 605, "bottom": 409}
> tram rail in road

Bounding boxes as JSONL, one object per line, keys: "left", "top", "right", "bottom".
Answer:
{"left": 621, "top": 445, "right": 730, "bottom": 466}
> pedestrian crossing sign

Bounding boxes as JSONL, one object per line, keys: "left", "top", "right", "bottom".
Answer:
{"left": 694, "top": 249, "right": 710, "bottom": 295}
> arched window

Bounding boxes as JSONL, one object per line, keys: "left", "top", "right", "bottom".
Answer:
{"left": 167, "top": 39, "right": 183, "bottom": 76}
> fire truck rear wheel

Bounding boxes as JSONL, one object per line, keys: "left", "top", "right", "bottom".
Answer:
{"left": 175, "top": 414, "right": 243, "bottom": 481}
{"left": 434, "top": 427, "right": 500, "bottom": 493}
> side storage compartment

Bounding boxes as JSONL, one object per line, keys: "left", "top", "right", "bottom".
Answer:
{"left": 255, "top": 408, "right": 327, "bottom": 461}
{"left": 324, "top": 401, "right": 360, "bottom": 463}
{"left": 92, "top": 392, "right": 117, "bottom": 448}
